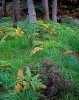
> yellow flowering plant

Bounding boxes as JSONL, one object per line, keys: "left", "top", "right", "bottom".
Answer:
{"left": 14, "top": 27, "right": 24, "bottom": 37}
{"left": 15, "top": 67, "right": 46, "bottom": 93}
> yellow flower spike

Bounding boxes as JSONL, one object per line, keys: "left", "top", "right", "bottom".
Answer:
{"left": 17, "top": 68, "right": 25, "bottom": 84}
{"left": 15, "top": 83, "right": 22, "bottom": 93}
{"left": 18, "top": 68, "right": 24, "bottom": 77}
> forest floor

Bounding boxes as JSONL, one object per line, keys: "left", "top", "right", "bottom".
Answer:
{"left": 0, "top": 17, "right": 79, "bottom": 100}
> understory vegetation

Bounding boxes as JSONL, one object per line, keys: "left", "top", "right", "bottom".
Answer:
{"left": 0, "top": 17, "right": 79, "bottom": 100}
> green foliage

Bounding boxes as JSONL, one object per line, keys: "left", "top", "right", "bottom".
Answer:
{"left": 62, "top": 55, "right": 79, "bottom": 67}
{"left": 0, "top": 89, "right": 39, "bottom": 100}
{"left": 0, "top": 17, "right": 11, "bottom": 23}
{"left": 0, "top": 70, "right": 16, "bottom": 91}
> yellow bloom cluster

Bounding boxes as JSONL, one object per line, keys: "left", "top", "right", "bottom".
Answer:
{"left": 15, "top": 27, "right": 24, "bottom": 37}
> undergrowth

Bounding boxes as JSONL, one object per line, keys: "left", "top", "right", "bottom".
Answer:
{"left": 0, "top": 18, "right": 79, "bottom": 100}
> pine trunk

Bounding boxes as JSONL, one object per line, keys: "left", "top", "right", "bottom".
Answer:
{"left": 52, "top": 0, "right": 57, "bottom": 22}
{"left": 42, "top": 0, "right": 49, "bottom": 20}
{"left": 2, "top": 0, "right": 6, "bottom": 16}
{"left": 27, "top": 0, "right": 37, "bottom": 23}
{"left": 13, "top": 0, "right": 20, "bottom": 27}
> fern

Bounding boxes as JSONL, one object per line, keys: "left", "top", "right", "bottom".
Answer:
{"left": 15, "top": 67, "right": 46, "bottom": 93}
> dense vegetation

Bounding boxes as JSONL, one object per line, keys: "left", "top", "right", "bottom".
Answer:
{"left": 0, "top": 0, "right": 79, "bottom": 100}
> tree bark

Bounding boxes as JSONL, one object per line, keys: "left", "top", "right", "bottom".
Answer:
{"left": 27, "top": 0, "right": 37, "bottom": 23}
{"left": 13, "top": 0, "right": 20, "bottom": 27}
{"left": 42, "top": 0, "right": 49, "bottom": 20}
{"left": 52, "top": 0, "right": 57, "bottom": 22}
{"left": 2, "top": 0, "right": 6, "bottom": 16}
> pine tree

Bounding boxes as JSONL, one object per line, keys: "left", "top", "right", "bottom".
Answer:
{"left": 13, "top": 0, "right": 20, "bottom": 27}
{"left": 2, "top": 0, "right": 6, "bottom": 16}
{"left": 27, "top": 0, "right": 37, "bottom": 23}
{"left": 42, "top": 0, "right": 49, "bottom": 20}
{"left": 52, "top": 0, "right": 57, "bottom": 22}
